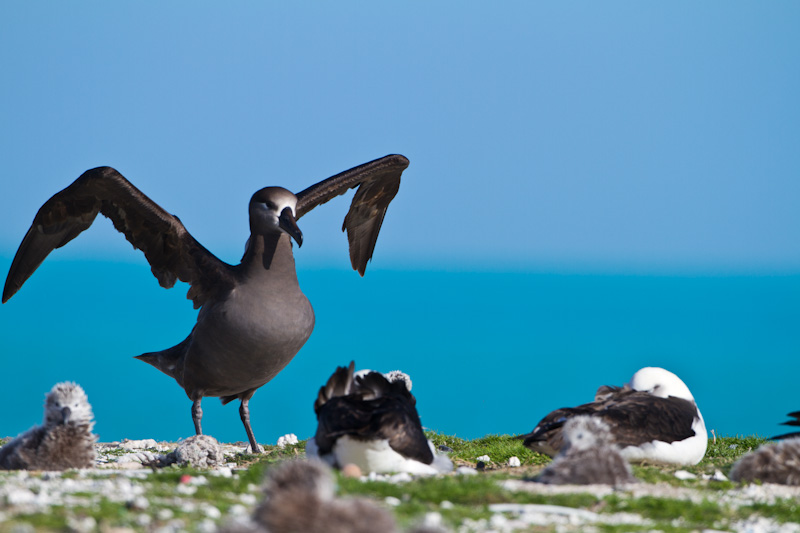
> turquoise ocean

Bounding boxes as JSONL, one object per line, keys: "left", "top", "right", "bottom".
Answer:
{"left": 1, "top": 258, "right": 798, "bottom": 445}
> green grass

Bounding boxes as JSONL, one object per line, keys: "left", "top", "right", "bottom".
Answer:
{"left": 0, "top": 433, "right": 792, "bottom": 532}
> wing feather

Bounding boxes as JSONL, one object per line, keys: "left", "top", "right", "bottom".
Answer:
{"left": 295, "top": 154, "right": 408, "bottom": 275}
{"left": 3, "top": 166, "right": 235, "bottom": 308}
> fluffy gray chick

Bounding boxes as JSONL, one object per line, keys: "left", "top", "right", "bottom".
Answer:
{"left": 252, "top": 460, "right": 398, "bottom": 533}
{"left": 537, "top": 415, "right": 636, "bottom": 485}
{"left": 0, "top": 382, "right": 96, "bottom": 470}
{"left": 730, "top": 438, "right": 800, "bottom": 485}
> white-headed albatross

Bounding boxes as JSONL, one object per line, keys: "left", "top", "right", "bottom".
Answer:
{"left": 306, "top": 361, "right": 452, "bottom": 475}
{"left": 2, "top": 155, "right": 408, "bottom": 453}
{"left": 521, "top": 367, "right": 707, "bottom": 465}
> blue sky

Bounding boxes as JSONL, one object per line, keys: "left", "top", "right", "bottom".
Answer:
{"left": 1, "top": 2, "right": 798, "bottom": 273}
{"left": 1, "top": 2, "right": 799, "bottom": 444}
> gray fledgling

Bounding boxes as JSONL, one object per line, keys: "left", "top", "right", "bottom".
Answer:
{"left": 730, "top": 438, "right": 800, "bottom": 485}
{"left": 253, "top": 460, "right": 398, "bottom": 533}
{"left": 537, "top": 416, "right": 637, "bottom": 485}
{"left": 0, "top": 382, "right": 96, "bottom": 470}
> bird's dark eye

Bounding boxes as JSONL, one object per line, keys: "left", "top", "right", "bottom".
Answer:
{"left": 264, "top": 201, "right": 277, "bottom": 211}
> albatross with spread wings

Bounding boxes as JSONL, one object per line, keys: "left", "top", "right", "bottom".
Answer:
{"left": 3, "top": 154, "right": 408, "bottom": 453}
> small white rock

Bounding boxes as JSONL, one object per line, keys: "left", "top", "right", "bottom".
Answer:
{"left": 440, "top": 500, "right": 454, "bottom": 509}
{"left": 456, "top": 466, "right": 478, "bottom": 476}
{"left": 239, "top": 493, "right": 258, "bottom": 506}
{"left": 227, "top": 504, "right": 250, "bottom": 518}
{"left": 276, "top": 433, "right": 299, "bottom": 448}
{"left": 711, "top": 470, "right": 729, "bottom": 482}
{"left": 176, "top": 484, "right": 197, "bottom": 496}
{"left": 508, "top": 456, "right": 521, "bottom": 467}
{"left": 210, "top": 467, "right": 233, "bottom": 478}
{"left": 203, "top": 505, "right": 222, "bottom": 519}
{"left": 422, "top": 512, "right": 444, "bottom": 528}
{"left": 389, "top": 472, "right": 413, "bottom": 484}
{"left": 7, "top": 489, "right": 36, "bottom": 505}
{"left": 674, "top": 470, "right": 697, "bottom": 480}
{"left": 476, "top": 455, "right": 491, "bottom": 462}
{"left": 120, "top": 438, "right": 159, "bottom": 451}
{"left": 384, "top": 496, "right": 402, "bottom": 507}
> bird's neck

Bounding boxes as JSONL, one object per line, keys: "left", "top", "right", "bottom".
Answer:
{"left": 240, "top": 233, "right": 299, "bottom": 283}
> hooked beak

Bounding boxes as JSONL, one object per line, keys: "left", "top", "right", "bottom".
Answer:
{"left": 279, "top": 207, "right": 303, "bottom": 247}
{"left": 61, "top": 406, "right": 72, "bottom": 424}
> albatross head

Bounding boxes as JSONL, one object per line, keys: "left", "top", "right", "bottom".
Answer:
{"left": 249, "top": 187, "right": 303, "bottom": 246}
{"left": 43, "top": 382, "right": 94, "bottom": 427}
{"left": 628, "top": 367, "right": 694, "bottom": 401}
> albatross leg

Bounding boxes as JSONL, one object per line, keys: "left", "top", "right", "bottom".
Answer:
{"left": 192, "top": 398, "right": 203, "bottom": 435}
{"left": 239, "top": 398, "right": 263, "bottom": 453}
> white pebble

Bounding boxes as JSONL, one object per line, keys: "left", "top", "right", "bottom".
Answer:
{"left": 210, "top": 467, "right": 233, "bottom": 478}
{"left": 389, "top": 472, "right": 413, "bottom": 484}
{"left": 157, "top": 508, "right": 174, "bottom": 521}
{"left": 440, "top": 500, "right": 454, "bottom": 509}
{"left": 490, "top": 513, "right": 509, "bottom": 528}
{"left": 176, "top": 484, "right": 197, "bottom": 496}
{"left": 239, "top": 493, "right": 258, "bottom": 506}
{"left": 196, "top": 519, "right": 217, "bottom": 533}
{"left": 674, "top": 470, "right": 697, "bottom": 480}
{"left": 711, "top": 470, "right": 729, "bottom": 482}
{"left": 422, "top": 512, "right": 444, "bottom": 527}
{"left": 384, "top": 496, "right": 402, "bottom": 507}
{"left": 277, "top": 433, "right": 299, "bottom": 448}
{"left": 203, "top": 505, "right": 222, "bottom": 519}
{"left": 228, "top": 504, "right": 250, "bottom": 518}
{"left": 476, "top": 455, "right": 491, "bottom": 462}
{"left": 7, "top": 488, "right": 36, "bottom": 505}
{"left": 120, "top": 439, "right": 159, "bottom": 451}
{"left": 508, "top": 456, "right": 521, "bottom": 467}
{"left": 456, "top": 466, "right": 478, "bottom": 476}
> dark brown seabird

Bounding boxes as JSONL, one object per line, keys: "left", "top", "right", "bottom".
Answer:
{"left": 2, "top": 154, "right": 408, "bottom": 453}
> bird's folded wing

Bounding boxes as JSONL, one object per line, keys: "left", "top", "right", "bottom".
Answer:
{"left": 3, "top": 166, "right": 235, "bottom": 308}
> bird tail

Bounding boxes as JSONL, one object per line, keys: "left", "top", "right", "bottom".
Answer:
{"left": 314, "top": 361, "right": 355, "bottom": 414}
{"left": 134, "top": 338, "right": 189, "bottom": 381}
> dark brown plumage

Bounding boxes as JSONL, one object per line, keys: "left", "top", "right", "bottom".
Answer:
{"left": 3, "top": 155, "right": 408, "bottom": 453}
{"left": 520, "top": 367, "right": 707, "bottom": 465}
{"left": 308, "top": 362, "right": 439, "bottom": 473}
{"left": 772, "top": 411, "right": 800, "bottom": 440}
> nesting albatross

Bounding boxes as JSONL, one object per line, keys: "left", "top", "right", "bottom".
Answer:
{"left": 521, "top": 367, "right": 707, "bottom": 465}
{"left": 3, "top": 155, "right": 408, "bottom": 453}
{"left": 307, "top": 361, "right": 452, "bottom": 474}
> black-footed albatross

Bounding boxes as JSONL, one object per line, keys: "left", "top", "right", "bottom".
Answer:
{"left": 3, "top": 154, "right": 408, "bottom": 453}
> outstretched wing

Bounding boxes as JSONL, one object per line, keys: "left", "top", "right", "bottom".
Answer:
{"left": 295, "top": 154, "right": 408, "bottom": 276}
{"left": 3, "top": 166, "right": 235, "bottom": 309}
{"left": 772, "top": 410, "right": 800, "bottom": 440}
